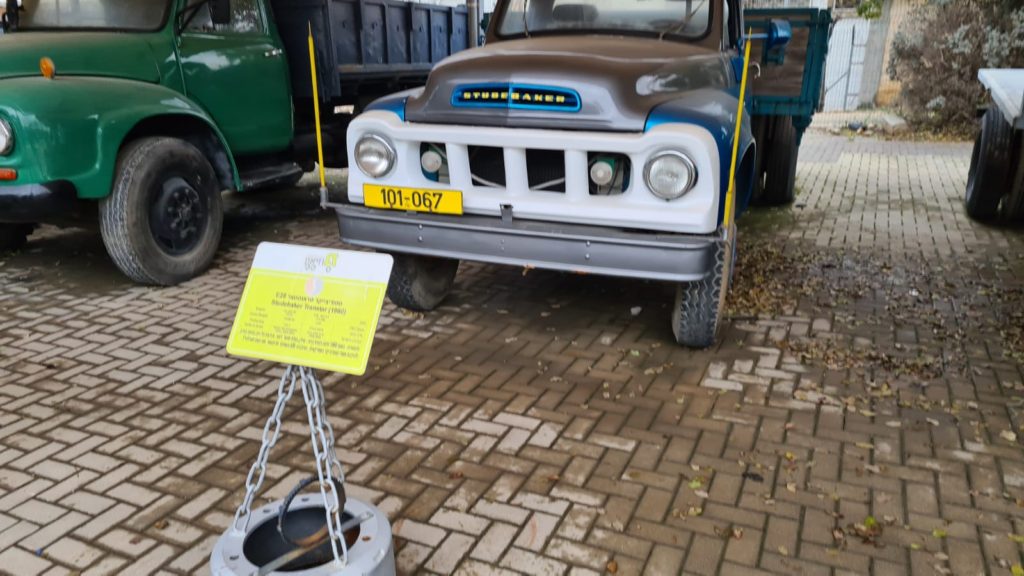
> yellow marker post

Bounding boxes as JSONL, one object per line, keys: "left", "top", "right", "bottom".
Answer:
{"left": 308, "top": 23, "right": 328, "bottom": 203}
{"left": 723, "top": 30, "right": 755, "bottom": 230}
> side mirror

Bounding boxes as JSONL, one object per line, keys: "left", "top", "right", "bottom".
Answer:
{"left": 209, "top": 0, "right": 230, "bottom": 26}
{"left": 766, "top": 20, "right": 792, "bottom": 51}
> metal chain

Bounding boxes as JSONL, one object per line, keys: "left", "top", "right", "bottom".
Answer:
{"left": 298, "top": 367, "right": 348, "bottom": 566}
{"left": 231, "top": 366, "right": 298, "bottom": 533}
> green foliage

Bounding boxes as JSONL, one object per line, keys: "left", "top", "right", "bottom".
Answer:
{"left": 889, "top": 0, "right": 1024, "bottom": 135}
{"left": 857, "top": 0, "right": 883, "bottom": 20}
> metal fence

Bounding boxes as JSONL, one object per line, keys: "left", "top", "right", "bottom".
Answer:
{"left": 822, "top": 17, "right": 873, "bottom": 111}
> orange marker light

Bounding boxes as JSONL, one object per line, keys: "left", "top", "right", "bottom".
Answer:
{"left": 0, "top": 169, "right": 17, "bottom": 181}
{"left": 40, "top": 57, "right": 55, "bottom": 79}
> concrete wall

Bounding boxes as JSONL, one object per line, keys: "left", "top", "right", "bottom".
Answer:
{"left": 875, "top": 0, "right": 924, "bottom": 106}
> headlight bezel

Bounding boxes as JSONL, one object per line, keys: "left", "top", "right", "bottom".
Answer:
{"left": 355, "top": 133, "right": 397, "bottom": 179}
{"left": 644, "top": 150, "right": 698, "bottom": 201}
{"left": 0, "top": 119, "right": 13, "bottom": 156}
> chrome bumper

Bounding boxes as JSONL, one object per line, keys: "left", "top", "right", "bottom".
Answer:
{"left": 332, "top": 203, "right": 723, "bottom": 283}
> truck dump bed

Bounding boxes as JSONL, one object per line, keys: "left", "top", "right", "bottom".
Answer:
{"left": 744, "top": 7, "right": 832, "bottom": 121}
{"left": 271, "top": 0, "right": 470, "bottom": 101}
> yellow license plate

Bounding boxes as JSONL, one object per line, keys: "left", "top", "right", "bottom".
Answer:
{"left": 363, "top": 184, "right": 463, "bottom": 215}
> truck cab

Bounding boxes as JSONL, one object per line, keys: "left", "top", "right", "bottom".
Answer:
{"left": 0, "top": 0, "right": 468, "bottom": 284}
{"left": 334, "top": 0, "right": 831, "bottom": 347}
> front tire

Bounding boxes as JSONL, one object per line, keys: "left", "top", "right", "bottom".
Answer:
{"left": 966, "top": 108, "right": 1016, "bottom": 222}
{"left": 99, "top": 137, "right": 223, "bottom": 286}
{"left": 0, "top": 224, "right": 32, "bottom": 252}
{"left": 386, "top": 253, "right": 459, "bottom": 311}
{"left": 672, "top": 236, "right": 732, "bottom": 348}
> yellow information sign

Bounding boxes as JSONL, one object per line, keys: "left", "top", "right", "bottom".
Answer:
{"left": 226, "top": 243, "right": 394, "bottom": 375}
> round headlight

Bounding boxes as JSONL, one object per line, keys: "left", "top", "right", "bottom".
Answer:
{"left": 355, "top": 134, "right": 396, "bottom": 178}
{"left": 0, "top": 120, "right": 13, "bottom": 156}
{"left": 645, "top": 151, "right": 697, "bottom": 200}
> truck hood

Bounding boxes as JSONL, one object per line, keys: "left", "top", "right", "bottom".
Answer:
{"left": 0, "top": 32, "right": 160, "bottom": 82}
{"left": 405, "top": 36, "right": 734, "bottom": 132}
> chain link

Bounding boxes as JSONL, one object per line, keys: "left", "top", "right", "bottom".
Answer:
{"left": 231, "top": 366, "right": 297, "bottom": 533}
{"left": 230, "top": 365, "right": 350, "bottom": 566}
{"left": 298, "top": 366, "right": 348, "bottom": 566}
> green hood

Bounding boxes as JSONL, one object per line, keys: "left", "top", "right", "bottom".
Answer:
{"left": 0, "top": 32, "right": 160, "bottom": 82}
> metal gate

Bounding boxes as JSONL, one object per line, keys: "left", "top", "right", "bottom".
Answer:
{"left": 822, "top": 17, "right": 872, "bottom": 111}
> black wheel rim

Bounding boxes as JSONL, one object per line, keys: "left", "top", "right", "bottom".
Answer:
{"left": 149, "top": 176, "right": 207, "bottom": 256}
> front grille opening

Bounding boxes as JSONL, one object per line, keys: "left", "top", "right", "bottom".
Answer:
{"left": 468, "top": 146, "right": 506, "bottom": 188}
{"left": 526, "top": 149, "right": 566, "bottom": 193}
{"left": 420, "top": 142, "right": 450, "bottom": 184}
{"left": 588, "top": 152, "right": 631, "bottom": 196}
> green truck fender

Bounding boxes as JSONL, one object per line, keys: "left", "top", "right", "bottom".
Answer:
{"left": 0, "top": 76, "right": 240, "bottom": 199}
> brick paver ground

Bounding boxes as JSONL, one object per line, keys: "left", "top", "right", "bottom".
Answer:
{"left": 0, "top": 131, "right": 1022, "bottom": 576}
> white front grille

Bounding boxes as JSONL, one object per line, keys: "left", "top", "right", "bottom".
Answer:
{"left": 347, "top": 111, "right": 722, "bottom": 235}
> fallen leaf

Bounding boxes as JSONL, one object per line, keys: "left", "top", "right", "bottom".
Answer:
{"left": 1013, "top": 565, "right": 1024, "bottom": 576}
{"left": 926, "top": 418, "right": 940, "bottom": 427}
{"left": 778, "top": 545, "right": 789, "bottom": 556}
{"left": 687, "top": 506, "right": 703, "bottom": 517}
{"left": 1002, "top": 430, "right": 1018, "bottom": 443}
{"left": 153, "top": 519, "right": 169, "bottom": 530}
{"left": 689, "top": 478, "right": 703, "bottom": 490}
{"left": 742, "top": 472, "right": 764, "bottom": 483}
{"left": 784, "top": 451, "right": 797, "bottom": 462}
{"left": 855, "top": 442, "right": 875, "bottom": 450}
{"left": 786, "top": 482, "right": 797, "bottom": 493}
{"left": 932, "top": 529, "right": 948, "bottom": 539}
{"left": 449, "top": 471, "right": 464, "bottom": 480}
{"left": 694, "top": 490, "right": 709, "bottom": 499}
{"left": 607, "top": 560, "right": 618, "bottom": 574}
{"left": 864, "top": 464, "right": 882, "bottom": 474}
{"left": 1009, "top": 533, "right": 1024, "bottom": 544}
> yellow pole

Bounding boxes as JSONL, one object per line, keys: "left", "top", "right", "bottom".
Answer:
{"left": 724, "top": 29, "right": 754, "bottom": 229}
{"left": 308, "top": 23, "right": 327, "bottom": 193}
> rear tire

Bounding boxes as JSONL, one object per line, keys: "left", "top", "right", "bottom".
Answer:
{"left": 966, "top": 108, "right": 1015, "bottom": 222}
{"left": 672, "top": 235, "right": 733, "bottom": 348}
{"left": 386, "top": 253, "right": 459, "bottom": 311}
{"left": 0, "top": 224, "right": 32, "bottom": 251}
{"left": 759, "top": 116, "right": 799, "bottom": 206}
{"left": 99, "top": 137, "right": 223, "bottom": 286}
{"left": 999, "top": 147, "right": 1024, "bottom": 223}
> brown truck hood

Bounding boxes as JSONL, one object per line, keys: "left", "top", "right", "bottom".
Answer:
{"left": 405, "top": 36, "right": 733, "bottom": 132}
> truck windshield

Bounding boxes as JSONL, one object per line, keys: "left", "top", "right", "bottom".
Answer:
{"left": 15, "top": 0, "right": 170, "bottom": 31}
{"left": 497, "top": 0, "right": 712, "bottom": 40}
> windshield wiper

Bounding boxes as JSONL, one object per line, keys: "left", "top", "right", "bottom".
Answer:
{"left": 2, "top": 0, "right": 19, "bottom": 32}
{"left": 658, "top": 0, "right": 707, "bottom": 41}
{"left": 522, "top": 0, "right": 530, "bottom": 37}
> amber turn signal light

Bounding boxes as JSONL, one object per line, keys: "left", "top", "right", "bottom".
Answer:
{"left": 0, "top": 169, "right": 17, "bottom": 181}
{"left": 40, "top": 57, "right": 56, "bottom": 79}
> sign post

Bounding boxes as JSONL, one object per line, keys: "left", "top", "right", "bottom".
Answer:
{"left": 211, "top": 243, "right": 396, "bottom": 576}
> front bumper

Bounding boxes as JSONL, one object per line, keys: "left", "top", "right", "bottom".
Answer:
{"left": 0, "top": 180, "right": 78, "bottom": 223}
{"left": 334, "top": 203, "right": 723, "bottom": 283}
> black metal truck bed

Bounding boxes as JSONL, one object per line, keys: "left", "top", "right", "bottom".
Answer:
{"left": 272, "top": 0, "right": 469, "bottom": 101}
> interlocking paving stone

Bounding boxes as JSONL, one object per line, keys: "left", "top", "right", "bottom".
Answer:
{"left": 0, "top": 132, "right": 1022, "bottom": 574}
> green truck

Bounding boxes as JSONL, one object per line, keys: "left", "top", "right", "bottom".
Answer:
{"left": 0, "top": 0, "right": 470, "bottom": 284}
